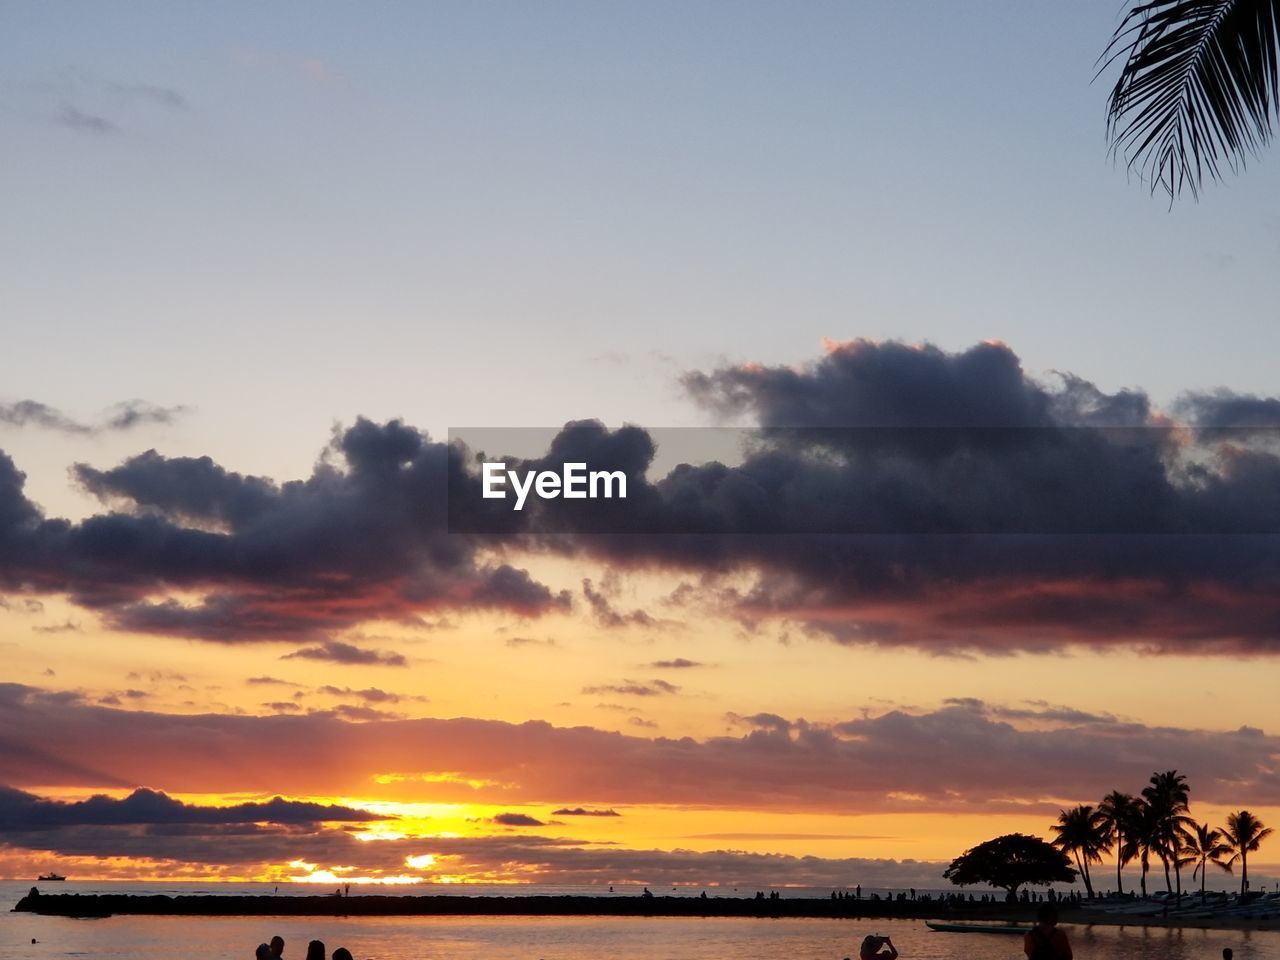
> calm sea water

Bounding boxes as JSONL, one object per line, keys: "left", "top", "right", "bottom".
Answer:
{"left": 4, "top": 881, "right": 1277, "bottom": 960}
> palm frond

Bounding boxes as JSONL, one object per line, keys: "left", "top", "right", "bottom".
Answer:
{"left": 1101, "top": 0, "right": 1280, "bottom": 199}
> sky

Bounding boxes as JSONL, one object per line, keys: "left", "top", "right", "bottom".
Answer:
{"left": 2, "top": 1, "right": 1280, "bottom": 890}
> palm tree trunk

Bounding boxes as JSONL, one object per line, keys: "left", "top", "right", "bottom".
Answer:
{"left": 1241, "top": 851, "right": 1248, "bottom": 897}
{"left": 1072, "top": 849, "right": 1091, "bottom": 898}
{"left": 1115, "top": 831, "right": 1124, "bottom": 896}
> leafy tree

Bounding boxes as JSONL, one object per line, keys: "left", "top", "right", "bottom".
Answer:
{"left": 1098, "top": 791, "right": 1140, "bottom": 896}
{"left": 1102, "top": 0, "right": 1280, "bottom": 200}
{"left": 1182, "top": 822, "right": 1232, "bottom": 904}
{"left": 1223, "top": 810, "right": 1274, "bottom": 897}
{"left": 944, "top": 834, "right": 1077, "bottom": 899}
{"left": 1051, "top": 805, "right": 1108, "bottom": 898}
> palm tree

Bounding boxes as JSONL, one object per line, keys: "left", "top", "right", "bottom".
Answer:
{"left": 1051, "top": 804, "right": 1108, "bottom": 898}
{"left": 1182, "top": 822, "right": 1231, "bottom": 904}
{"left": 1101, "top": 0, "right": 1280, "bottom": 200}
{"left": 1098, "top": 791, "right": 1140, "bottom": 897}
{"left": 1223, "top": 810, "right": 1275, "bottom": 898}
{"left": 1126, "top": 797, "right": 1158, "bottom": 897}
{"left": 1141, "top": 770, "right": 1193, "bottom": 902}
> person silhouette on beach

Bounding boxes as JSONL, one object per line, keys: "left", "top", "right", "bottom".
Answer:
{"left": 269, "top": 935, "right": 285, "bottom": 959}
{"left": 859, "top": 934, "right": 898, "bottom": 960}
{"left": 1223, "top": 950, "right": 1233, "bottom": 960}
{"left": 255, "top": 945, "right": 273, "bottom": 960}
{"left": 332, "top": 949, "right": 354, "bottom": 960}
{"left": 1024, "top": 904, "right": 1072, "bottom": 960}
{"left": 305, "top": 941, "right": 325, "bottom": 960}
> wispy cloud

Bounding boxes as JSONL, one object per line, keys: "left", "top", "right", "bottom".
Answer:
{"left": 56, "top": 104, "right": 119, "bottom": 135}
{"left": 0, "top": 399, "right": 186, "bottom": 434}
{"left": 552, "top": 807, "right": 621, "bottom": 817}
{"left": 106, "top": 82, "right": 187, "bottom": 110}
{"left": 283, "top": 641, "right": 407, "bottom": 668}
{"left": 582, "top": 679, "right": 679, "bottom": 697}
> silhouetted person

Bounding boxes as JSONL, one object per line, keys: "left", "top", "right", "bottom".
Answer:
{"left": 1223, "top": 950, "right": 1233, "bottom": 960}
{"left": 1025, "top": 903, "right": 1072, "bottom": 960}
{"left": 255, "top": 946, "right": 273, "bottom": 960}
{"left": 270, "top": 935, "right": 285, "bottom": 959}
{"left": 332, "top": 949, "right": 354, "bottom": 960}
{"left": 305, "top": 941, "right": 326, "bottom": 960}
{"left": 859, "top": 934, "right": 898, "bottom": 960}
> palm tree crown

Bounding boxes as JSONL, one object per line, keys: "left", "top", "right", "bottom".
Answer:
{"left": 1223, "top": 810, "right": 1275, "bottom": 897}
{"left": 1051, "top": 804, "right": 1109, "bottom": 898}
{"left": 1182, "top": 822, "right": 1232, "bottom": 902}
{"left": 1098, "top": 791, "right": 1140, "bottom": 896}
{"left": 1102, "top": 0, "right": 1280, "bottom": 200}
{"left": 1141, "top": 770, "right": 1194, "bottom": 899}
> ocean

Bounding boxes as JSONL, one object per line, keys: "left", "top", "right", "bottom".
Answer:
{"left": 4, "top": 881, "right": 1278, "bottom": 960}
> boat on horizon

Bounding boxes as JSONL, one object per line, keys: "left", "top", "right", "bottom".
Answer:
{"left": 37, "top": 873, "right": 66, "bottom": 882}
{"left": 925, "top": 921, "right": 1027, "bottom": 934}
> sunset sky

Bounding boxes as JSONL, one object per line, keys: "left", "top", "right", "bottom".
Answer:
{"left": 3, "top": 1, "right": 1280, "bottom": 890}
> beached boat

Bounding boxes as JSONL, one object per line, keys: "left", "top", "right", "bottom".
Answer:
{"left": 925, "top": 921, "right": 1028, "bottom": 934}
{"left": 37, "top": 873, "right": 66, "bottom": 881}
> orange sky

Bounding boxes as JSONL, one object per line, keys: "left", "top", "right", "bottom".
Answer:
{"left": 4, "top": 341, "right": 1280, "bottom": 889}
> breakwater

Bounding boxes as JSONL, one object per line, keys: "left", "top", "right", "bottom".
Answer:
{"left": 12, "top": 889, "right": 1049, "bottom": 921}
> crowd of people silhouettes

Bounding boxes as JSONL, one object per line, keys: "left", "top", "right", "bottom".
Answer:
{"left": 253, "top": 934, "right": 354, "bottom": 960}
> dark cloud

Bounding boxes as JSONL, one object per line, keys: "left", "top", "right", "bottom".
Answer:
{"left": 0, "top": 418, "right": 566, "bottom": 645}
{"left": 1177, "top": 390, "right": 1280, "bottom": 427}
{"left": 492, "top": 813, "right": 546, "bottom": 827}
{"left": 581, "top": 579, "right": 660, "bottom": 628}
{"left": 245, "top": 676, "right": 300, "bottom": 687}
{"left": 552, "top": 807, "right": 621, "bottom": 817}
{"left": 452, "top": 341, "right": 1280, "bottom": 654}
{"left": 684, "top": 339, "right": 1055, "bottom": 429}
{"left": 8, "top": 342, "right": 1280, "bottom": 655}
{"left": 651, "top": 658, "right": 703, "bottom": 669}
{"left": 0, "top": 786, "right": 380, "bottom": 831}
{"left": 282, "top": 641, "right": 407, "bottom": 668}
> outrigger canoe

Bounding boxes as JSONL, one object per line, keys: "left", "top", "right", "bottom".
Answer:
{"left": 925, "top": 921, "right": 1028, "bottom": 935}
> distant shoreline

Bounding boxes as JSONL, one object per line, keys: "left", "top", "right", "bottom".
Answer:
{"left": 10, "top": 891, "right": 1278, "bottom": 931}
